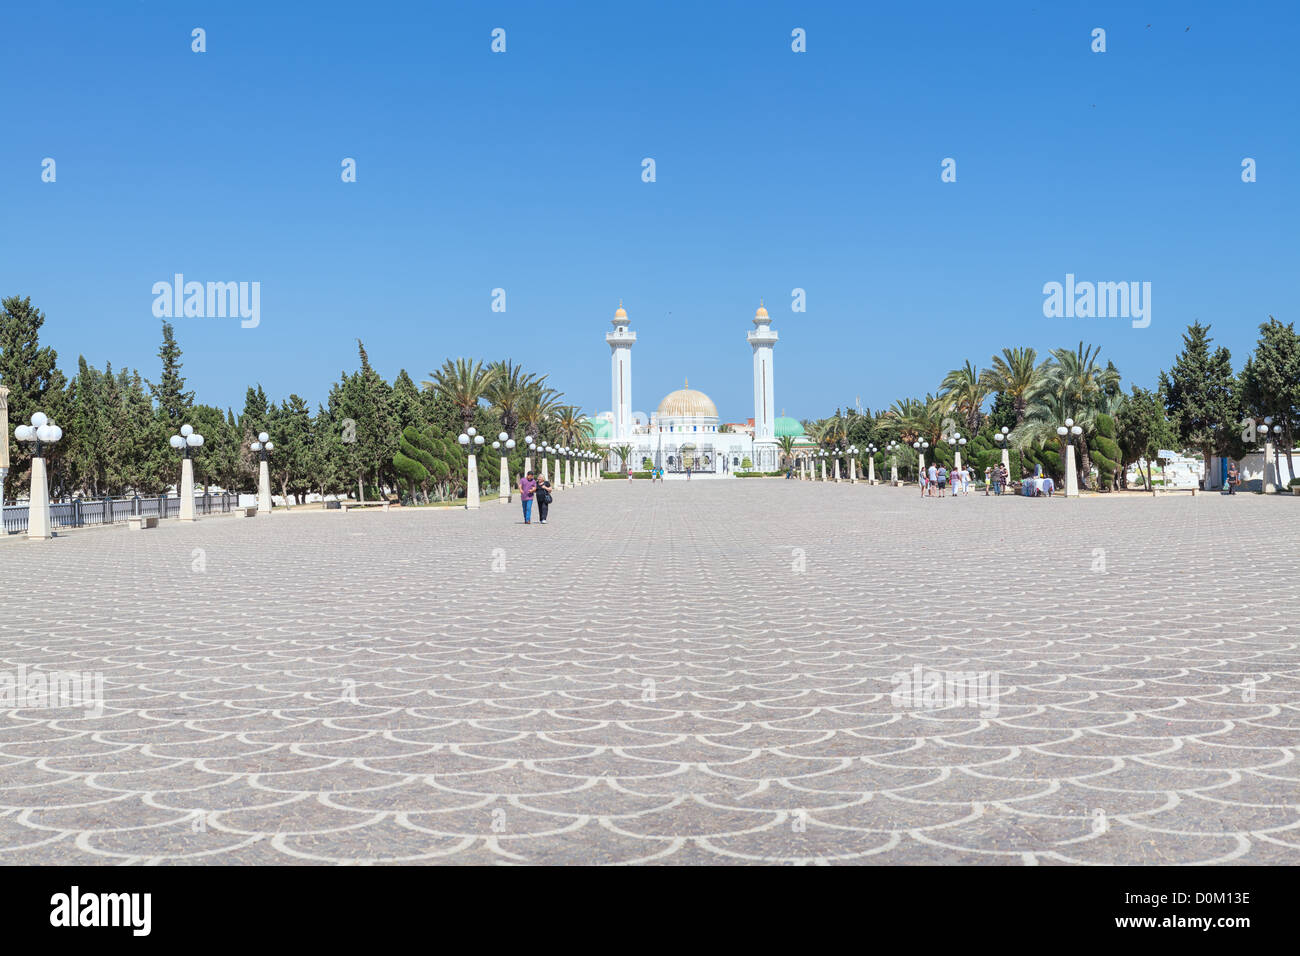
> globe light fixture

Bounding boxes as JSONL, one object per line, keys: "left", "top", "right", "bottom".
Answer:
{"left": 250, "top": 432, "right": 274, "bottom": 514}
{"left": 15, "top": 411, "right": 62, "bottom": 539}
{"left": 171, "top": 423, "right": 205, "bottom": 522}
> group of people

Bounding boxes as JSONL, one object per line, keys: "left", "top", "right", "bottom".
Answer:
{"left": 517, "top": 472, "right": 553, "bottom": 524}
{"left": 919, "top": 462, "right": 1017, "bottom": 497}
{"left": 920, "top": 463, "right": 974, "bottom": 497}
{"left": 984, "top": 463, "right": 1011, "bottom": 495}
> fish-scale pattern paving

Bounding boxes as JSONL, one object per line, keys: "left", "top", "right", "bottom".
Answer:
{"left": 0, "top": 482, "right": 1297, "bottom": 864}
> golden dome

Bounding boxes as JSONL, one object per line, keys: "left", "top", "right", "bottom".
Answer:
{"left": 755, "top": 304, "right": 769, "bottom": 319}
{"left": 657, "top": 387, "right": 718, "bottom": 421}
{"left": 614, "top": 300, "right": 627, "bottom": 319}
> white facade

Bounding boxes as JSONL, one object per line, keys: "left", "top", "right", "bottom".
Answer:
{"left": 606, "top": 303, "right": 635, "bottom": 442}
{"left": 748, "top": 304, "right": 778, "bottom": 444}
{"left": 595, "top": 302, "right": 782, "bottom": 476}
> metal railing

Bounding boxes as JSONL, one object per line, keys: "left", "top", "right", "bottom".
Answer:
{"left": 3, "top": 492, "right": 239, "bottom": 534}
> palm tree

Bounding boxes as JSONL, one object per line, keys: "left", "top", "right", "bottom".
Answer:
{"left": 1017, "top": 343, "right": 1121, "bottom": 489}
{"left": 518, "top": 384, "right": 563, "bottom": 442}
{"left": 887, "top": 395, "right": 944, "bottom": 445}
{"left": 485, "top": 360, "right": 540, "bottom": 438}
{"left": 555, "top": 405, "right": 591, "bottom": 447}
{"left": 983, "top": 347, "right": 1047, "bottom": 426}
{"left": 611, "top": 444, "right": 633, "bottom": 470}
{"left": 423, "top": 359, "right": 498, "bottom": 432}
{"left": 941, "top": 360, "right": 989, "bottom": 434}
{"left": 777, "top": 434, "right": 797, "bottom": 468}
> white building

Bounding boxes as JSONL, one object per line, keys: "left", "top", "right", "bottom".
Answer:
{"left": 590, "top": 302, "right": 803, "bottom": 476}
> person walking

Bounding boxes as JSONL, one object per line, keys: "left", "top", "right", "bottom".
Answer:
{"left": 927, "top": 463, "right": 937, "bottom": 497}
{"left": 936, "top": 464, "right": 947, "bottom": 498}
{"left": 536, "top": 477, "right": 553, "bottom": 524}
{"left": 519, "top": 471, "right": 537, "bottom": 524}
{"left": 920, "top": 465, "right": 928, "bottom": 497}
{"left": 1227, "top": 461, "right": 1239, "bottom": 495}
{"left": 983, "top": 466, "right": 992, "bottom": 496}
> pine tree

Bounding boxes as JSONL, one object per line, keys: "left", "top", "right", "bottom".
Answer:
{"left": 1240, "top": 316, "right": 1300, "bottom": 486}
{"left": 0, "top": 296, "right": 68, "bottom": 500}
{"left": 1158, "top": 321, "right": 1236, "bottom": 479}
{"left": 149, "top": 321, "right": 195, "bottom": 429}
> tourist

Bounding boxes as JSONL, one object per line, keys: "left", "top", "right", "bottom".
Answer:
{"left": 627, "top": 466, "right": 633, "bottom": 482}
{"left": 936, "top": 465, "right": 947, "bottom": 498}
{"left": 519, "top": 471, "right": 537, "bottom": 524}
{"left": 919, "top": 466, "right": 928, "bottom": 496}
{"left": 536, "top": 477, "right": 553, "bottom": 523}
{"left": 1227, "top": 461, "right": 1239, "bottom": 495}
{"left": 927, "top": 463, "right": 937, "bottom": 497}
{"left": 984, "top": 466, "right": 992, "bottom": 496}
{"left": 998, "top": 463, "right": 1009, "bottom": 495}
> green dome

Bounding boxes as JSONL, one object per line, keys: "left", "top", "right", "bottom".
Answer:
{"left": 774, "top": 416, "right": 805, "bottom": 438}
{"left": 589, "top": 418, "right": 614, "bottom": 439}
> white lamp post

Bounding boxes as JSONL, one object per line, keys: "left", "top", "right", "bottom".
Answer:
{"left": 865, "top": 443, "right": 877, "bottom": 484}
{"left": 458, "top": 427, "right": 484, "bottom": 509}
{"left": 993, "top": 426, "right": 1011, "bottom": 480}
{"left": 493, "top": 433, "right": 515, "bottom": 504}
{"left": 913, "top": 439, "right": 930, "bottom": 486}
{"left": 886, "top": 440, "right": 900, "bottom": 485}
{"left": 250, "top": 432, "right": 274, "bottom": 514}
{"left": 523, "top": 435, "right": 535, "bottom": 478}
{"left": 170, "top": 424, "right": 205, "bottom": 521}
{"left": 948, "top": 432, "right": 967, "bottom": 473}
{"left": 14, "top": 412, "right": 62, "bottom": 540}
{"left": 1057, "top": 419, "right": 1083, "bottom": 497}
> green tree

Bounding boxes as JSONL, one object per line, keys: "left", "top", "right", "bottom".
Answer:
{"left": 1239, "top": 316, "right": 1300, "bottom": 485}
{"left": 1159, "top": 321, "right": 1237, "bottom": 480}
{"left": 268, "top": 394, "right": 313, "bottom": 504}
{"left": 338, "top": 341, "right": 397, "bottom": 500}
{"left": 424, "top": 358, "right": 498, "bottom": 433}
{"left": 148, "top": 321, "right": 194, "bottom": 430}
{"left": 1089, "top": 413, "right": 1121, "bottom": 491}
{"left": 1115, "top": 386, "right": 1178, "bottom": 490}
{"left": 941, "top": 360, "right": 989, "bottom": 433}
{"left": 0, "top": 296, "right": 68, "bottom": 501}
{"left": 982, "top": 347, "right": 1046, "bottom": 426}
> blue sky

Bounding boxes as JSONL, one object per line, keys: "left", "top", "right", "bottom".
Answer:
{"left": 2, "top": 0, "right": 1296, "bottom": 423}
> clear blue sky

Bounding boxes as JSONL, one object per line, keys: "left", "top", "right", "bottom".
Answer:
{"left": 2, "top": 1, "right": 1296, "bottom": 422}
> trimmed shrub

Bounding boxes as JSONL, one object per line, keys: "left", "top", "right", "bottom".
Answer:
{"left": 1089, "top": 414, "right": 1121, "bottom": 491}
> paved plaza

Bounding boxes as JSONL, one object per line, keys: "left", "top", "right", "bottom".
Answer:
{"left": 1, "top": 481, "right": 1298, "bottom": 865}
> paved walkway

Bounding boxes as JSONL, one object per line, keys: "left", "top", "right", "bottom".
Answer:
{"left": 1, "top": 481, "right": 1297, "bottom": 864}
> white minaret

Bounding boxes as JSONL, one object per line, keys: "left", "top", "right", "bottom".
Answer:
{"left": 606, "top": 301, "right": 635, "bottom": 442}
{"left": 748, "top": 301, "right": 778, "bottom": 446}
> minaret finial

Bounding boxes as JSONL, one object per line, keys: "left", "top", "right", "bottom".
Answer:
{"left": 684, "top": 376, "right": 688, "bottom": 389}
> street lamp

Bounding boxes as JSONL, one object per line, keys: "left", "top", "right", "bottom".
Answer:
{"left": 14, "top": 411, "right": 62, "bottom": 539}
{"left": 492, "top": 432, "right": 516, "bottom": 504}
{"left": 993, "top": 426, "right": 1011, "bottom": 481}
{"left": 886, "top": 440, "right": 901, "bottom": 485}
{"left": 865, "top": 443, "right": 878, "bottom": 485}
{"left": 523, "top": 435, "right": 536, "bottom": 477}
{"left": 170, "top": 423, "right": 205, "bottom": 522}
{"left": 913, "top": 439, "right": 930, "bottom": 484}
{"left": 1056, "top": 418, "right": 1083, "bottom": 497}
{"left": 947, "top": 432, "right": 968, "bottom": 473}
{"left": 250, "top": 431, "right": 274, "bottom": 514}
{"left": 457, "top": 427, "right": 485, "bottom": 509}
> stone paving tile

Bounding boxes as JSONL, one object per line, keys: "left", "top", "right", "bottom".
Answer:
{"left": 1, "top": 481, "right": 1298, "bottom": 864}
